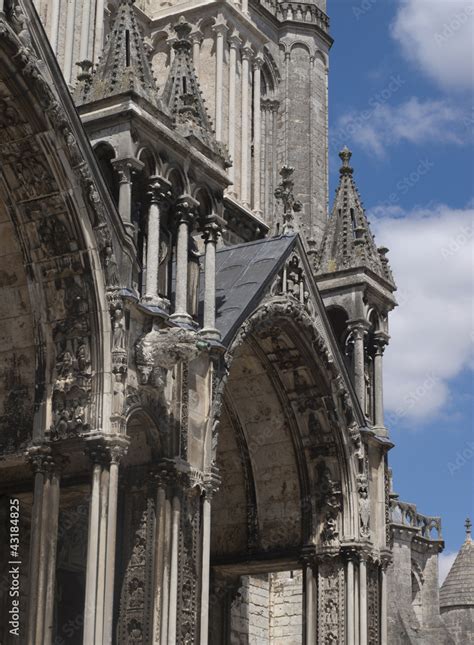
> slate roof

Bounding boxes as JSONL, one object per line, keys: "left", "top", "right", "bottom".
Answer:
{"left": 211, "top": 235, "right": 297, "bottom": 344}
{"left": 316, "top": 147, "right": 395, "bottom": 288}
{"left": 440, "top": 519, "right": 474, "bottom": 609}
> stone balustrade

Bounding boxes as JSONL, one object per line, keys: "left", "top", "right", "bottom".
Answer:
{"left": 390, "top": 499, "right": 442, "bottom": 541}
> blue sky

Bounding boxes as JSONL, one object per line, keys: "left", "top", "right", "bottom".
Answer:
{"left": 328, "top": 0, "right": 474, "bottom": 576}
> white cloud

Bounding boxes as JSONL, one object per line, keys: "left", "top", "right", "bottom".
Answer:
{"left": 335, "top": 98, "right": 467, "bottom": 157}
{"left": 439, "top": 551, "right": 457, "bottom": 585}
{"left": 371, "top": 203, "right": 474, "bottom": 423}
{"left": 391, "top": 0, "right": 474, "bottom": 91}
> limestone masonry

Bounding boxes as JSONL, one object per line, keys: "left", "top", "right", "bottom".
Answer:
{"left": 0, "top": 0, "right": 471, "bottom": 643}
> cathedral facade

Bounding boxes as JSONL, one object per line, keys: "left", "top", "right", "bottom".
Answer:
{"left": 0, "top": 0, "right": 469, "bottom": 643}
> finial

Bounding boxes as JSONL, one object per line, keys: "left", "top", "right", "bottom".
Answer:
{"left": 174, "top": 15, "right": 193, "bottom": 42}
{"left": 274, "top": 165, "right": 303, "bottom": 235}
{"left": 339, "top": 146, "right": 353, "bottom": 175}
{"left": 465, "top": 517, "right": 472, "bottom": 541}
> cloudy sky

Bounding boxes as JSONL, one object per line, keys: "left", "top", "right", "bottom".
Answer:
{"left": 329, "top": 0, "right": 473, "bottom": 581}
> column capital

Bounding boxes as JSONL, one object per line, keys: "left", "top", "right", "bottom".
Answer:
{"left": 83, "top": 433, "right": 129, "bottom": 466}
{"left": 228, "top": 28, "right": 242, "bottom": 49}
{"left": 26, "top": 444, "right": 68, "bottom": 474}
{"left": 148, "top": 174, "right": 172, "bottom": 205}
{"left": 300, "top": 544, "right": 318, "bottom": 569}
{"left": 373, "top": 331, "right": 390, "bottom": 353}
{"left": 189, "top": 27, "right": 203, "bottom": 45}
{"left": 212, "top": 14, "right": 228, "bottom": 35}
{"left": 112, "top": 156, "right": 144, "bottom": 182}
{"left": 348, "top": 319, "right": 371, "bottom": 337}
{"left": 175, "top": 194, "right": 199, "bottom": 225}
{"left": 241, "top": 41, "right": 254, "bottom": 61}
{"left": 253, "top": 51, "right": 265, "bottom": 70}
{"left": 202, "top": 214, "right": 221, "bottom": 244}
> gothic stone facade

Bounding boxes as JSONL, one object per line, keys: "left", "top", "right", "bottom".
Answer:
{"left": 0, "top": 0, "right": 465, "bottom": 644}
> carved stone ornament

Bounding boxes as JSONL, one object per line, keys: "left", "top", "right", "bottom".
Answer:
{"left": 315, "top": 461, "right": 342, "bottom": 545}
{"left": 358, "top": 473, "right": 371, "bottom": 539}
{"left": 135, "top": 327, "right": 202, "bottom": 384}
{"left": 270, "top": 253, "right": 315, "bottom": 317}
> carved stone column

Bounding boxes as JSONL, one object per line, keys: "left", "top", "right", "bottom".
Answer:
{"left": 112, "top": 157, "right": 143, "bottom": 235}
{"left": 201, "top": 216, "right": 221, "bottom": 340}
{"left": 190, "top": 28, "right": 203, "bottom": 73}
{"left": 348, "top": 321, "right": 370, "bottom": 414}
{"left": 144, "top": 175, "right": 172, "bottom": 305}
{"left": 200, "top": 473, "right": 220, "bottom": 645}
{"left": 93, "top": 0, "right": 105, "bottom": 62}
{"left": 228, "top": 30, "right": 242, "bottom": 193}
{"left": 83, "top": 436, "right": 128, "bottom": 645}
{"left": 79, "top": 0, "right": 93, "bottom": 61}
{"left": 373, "top": 332, "right": 389, "bottom": 435}
{"left": 380, "top": 559, "right": 389, "bottom": 645}
{"left": 26, "top": 447, "right": 64, "bottom": 645}
{"left": 171, "top": 196, "right": 198, "bottom": 325}
{"left": 301, "top": 547, "right": 317, "bottom": 644}
{"left": 50, "top": 0, "right": 61, "bottom": 53}
{"left": 240, "top": 42, "right": 253, "bottom": 207}
{"left": 212, "top": 16, "right": 228, "bottom": 141}
{"left": 252, "top": 53, "right": 264, "bottom": 216}
{"left": 64, "top": 0, "right": 77, "bottom": 84}
{"left": 346, "top": 553, "right": 356, "bottom": 645}
{"left": 359, "top": 554, "right": 368, "bottom": 645}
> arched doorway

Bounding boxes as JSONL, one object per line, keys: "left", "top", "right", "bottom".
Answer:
{"left": 210, "top": 305, "right": 358, "bottom": 643}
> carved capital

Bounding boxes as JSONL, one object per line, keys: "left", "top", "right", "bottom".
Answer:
{"left": 175, "top": 195, "right": 198, "bottom": 226}
{"left": 148, "top": 174, "right": 172, "bottom": 205}
{"left": 26, "top": 444, "right": 68, "bottom": 475}
{"left": 202, "top": 215, "right": 221, "bottom": 244}
{"left": 212, "top": 14, "right": 228, "bottom": 36}
{"left": 189, "top": 28, "right": 203, "bottom": 45}
{"left": 373, "top": 331, "right": 389, "bottom": 355}
{"left": 253, "top": 52, "right": 264, "bottom": 71}
{"left": 83, "top": 434, "right": 129, "bottom": 467}
{"left": 112, "top": 157, "right": 144, "bottom": 184}
{"left": 228, "top": 29, "right": 242, "bottom": 49}
{"left": 241, "top": 41, "right": 254, "bottom": 61}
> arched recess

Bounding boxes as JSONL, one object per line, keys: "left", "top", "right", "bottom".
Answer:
{"left": 211, "top": 301, "right": 360, "bottom": 566}
{"left": 94, "top": 141, "right": 119, "bottom": 205}
{"left": 0, "top": 16, "right": 114, "bottom": 461}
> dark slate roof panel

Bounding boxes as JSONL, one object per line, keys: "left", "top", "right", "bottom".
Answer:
{"left": 212, "top": 236, "right": 296, "bottom": 344}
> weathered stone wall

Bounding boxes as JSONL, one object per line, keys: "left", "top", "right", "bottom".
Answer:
{"left": 229, "top": 572, "right": 303, "bottom": 644}
{"left": 269, "top": 571, "right": 303, "bottom": 645}
{"left": 441, "top": 606, "right": 474, "bottom": 644}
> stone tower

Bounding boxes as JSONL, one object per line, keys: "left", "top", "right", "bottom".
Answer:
{"left": 440, "top": 518, "right": 474, "bottom": 643}
{"left": 32, "top": 0, "right": 331, "bottom": 244}
{"left": 315, "top": 146, "right": 397, "bottom": 436}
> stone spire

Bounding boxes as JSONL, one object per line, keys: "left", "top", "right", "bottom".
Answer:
{"left": 161, "top": 17, "right": 225, "bottom": 159}
{"left": 316, "top": 147, "right": 395, "bottom": 288}
{"left": 76, "top": 0, "right": 160, "bottom": 108}
{"left": 440, "top": 517, "right": 474, "bottom": 609}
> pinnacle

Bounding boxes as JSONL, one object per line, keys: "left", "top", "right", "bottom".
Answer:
{"left": 315, "top": 149, "right": 396, "bottom": 288}
{"left": 75, "top": 0, "right": 160, "bottom": 108}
